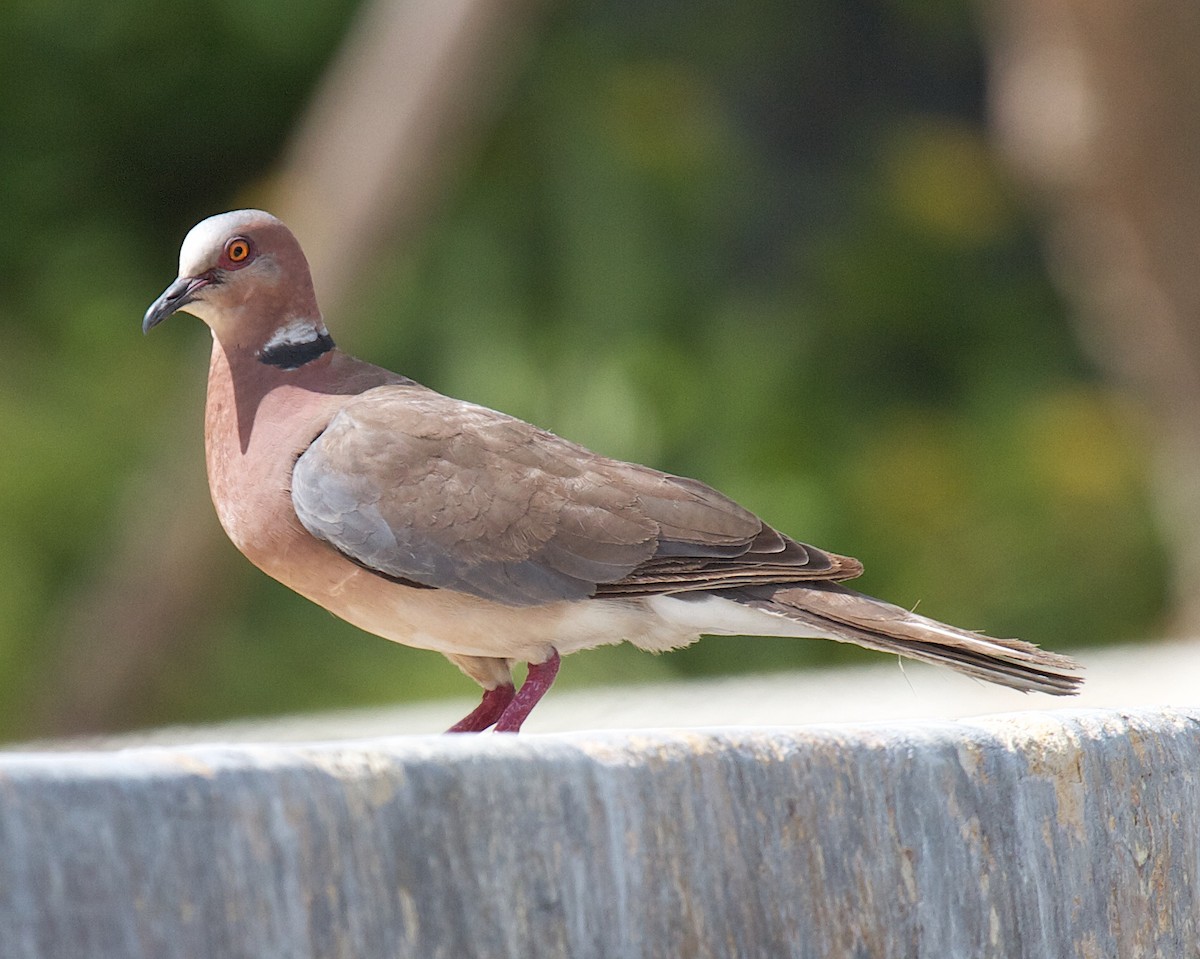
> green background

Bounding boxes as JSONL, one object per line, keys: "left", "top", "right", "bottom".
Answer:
{"left": 0, "top": 0, "right": 1166, "bottom": 738}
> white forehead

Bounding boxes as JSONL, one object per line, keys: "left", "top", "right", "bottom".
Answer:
{"left": 178, "top": 209, "right": 281, "bottom": 275}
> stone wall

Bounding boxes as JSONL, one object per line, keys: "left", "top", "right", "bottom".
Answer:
{"left": 2, "top": 707, "right": 1196, "bottom": 957}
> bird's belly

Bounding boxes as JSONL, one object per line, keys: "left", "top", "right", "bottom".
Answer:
{"left": 260, "top": 540, "right": 700, "bottom": 661}
{"left": 319, "top": 578, "right": 704, "bottom": 661}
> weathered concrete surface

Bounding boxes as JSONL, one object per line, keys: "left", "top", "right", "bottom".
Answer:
{"left": 23, "top": 636, "right": 1195, "bottom": 745}
{"left": 1, "top": 708, "right": 1197, "bottom": 958}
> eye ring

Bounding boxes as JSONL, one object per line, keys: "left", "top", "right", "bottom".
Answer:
{"left": 224, "top": 236, "right": 253, "bottom": 265}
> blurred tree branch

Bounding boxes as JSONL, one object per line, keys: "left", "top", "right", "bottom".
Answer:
{"left": 276, "top": 0, "right": 545, "bottom": 315}
{"left": 29, "top": 0, "right": 546, "bottom": 736}
{"left": 983, "top": 0, "right": 1200, "bottom": 631}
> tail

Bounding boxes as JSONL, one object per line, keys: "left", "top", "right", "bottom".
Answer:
{"left": 734, "top": 582, "right": 1082, "bottom": 695}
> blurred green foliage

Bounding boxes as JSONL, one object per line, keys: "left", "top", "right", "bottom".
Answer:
{"left": 0, "top": 0, "right": 1167, "bottom": 737}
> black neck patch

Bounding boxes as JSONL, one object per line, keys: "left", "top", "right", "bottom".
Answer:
{"left": 257, "top": 332, "right": 336, "bottom": 370}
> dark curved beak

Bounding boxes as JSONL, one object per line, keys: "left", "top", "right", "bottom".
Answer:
{"left": 142, "top": 275, "right": 210, "bottom": 334}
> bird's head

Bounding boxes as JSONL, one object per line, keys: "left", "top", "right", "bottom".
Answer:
{"left": 143, "top": 210, "right": 328, "bottom": 362}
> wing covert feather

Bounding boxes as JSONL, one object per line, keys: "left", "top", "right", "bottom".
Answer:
{"left": 291, "top": 384, "right": 859, "bottom": 606}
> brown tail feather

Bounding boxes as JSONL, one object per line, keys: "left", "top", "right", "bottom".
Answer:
{"left": 734, "top": 582, "right": 1083, "bottom": 696}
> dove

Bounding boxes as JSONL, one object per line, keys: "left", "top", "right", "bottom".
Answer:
{"left": 143, "top": 210, "right": 1081, "bottom": 732}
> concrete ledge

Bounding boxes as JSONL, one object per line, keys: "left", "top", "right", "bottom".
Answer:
{"left": 2, "top": 707, "right": 1197, "bottom": 958}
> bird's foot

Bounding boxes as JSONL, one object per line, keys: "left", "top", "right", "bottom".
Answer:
{"left": 447, "top": 683, "right": 516, "bottom": 733}
{"left": 494, "top": 649, "right": 561, "bottom": 733}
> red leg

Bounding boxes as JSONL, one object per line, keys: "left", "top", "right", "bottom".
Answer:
{"left": 494, "top": 650, "right": 561, "bottom": 733}
{"left": 447, "top": 683, "right": 516, "bottom": 733}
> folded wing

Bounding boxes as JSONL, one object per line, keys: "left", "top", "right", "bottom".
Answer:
{"left": 291, "top": 384, "right": 860, "bottom": 606}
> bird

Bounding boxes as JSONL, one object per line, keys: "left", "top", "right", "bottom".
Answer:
{"left": 143, "top": 209, "right": 1082, "bottom": 733}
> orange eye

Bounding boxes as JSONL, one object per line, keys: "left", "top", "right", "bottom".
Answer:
{"left": 225, "top": 237, "right": 252, "bottom": 263}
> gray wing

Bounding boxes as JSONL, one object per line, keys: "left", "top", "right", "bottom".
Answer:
{"left": 292, "top": 383, "right": 859, "bottom": 606}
